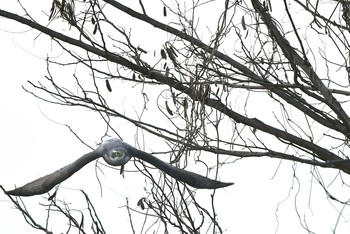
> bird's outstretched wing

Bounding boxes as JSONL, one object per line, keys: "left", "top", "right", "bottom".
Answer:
{"left": 130, "top": 147, "right": 233, "bottom": 189}
{"left": 6, "top": 151, "right": 101, "bottom": 196}
{"left": 6, "top": 139, "right": 233, "bottom": 197}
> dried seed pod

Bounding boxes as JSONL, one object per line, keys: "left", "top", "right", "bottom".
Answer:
{"left": 166, "top": 47, "right": 177, "bottom": 67}
{"left": 183, "top": 98, "right": 188, "bottom": 119}
{"left": 161, "top": 49, "right": 167, "bottom": 59}
{"left": 106, "top": 79, "right": 112, "bottom": 92}
{"left": 163, "top": 6, "right": 167, "bottom": 17}
{"left": 172, "top": 92, "right": 176, "bottom": 105}
{"left": 169, "top": 45, "right": 178, "bottom": 57}
{"left": 242, "top": 16, "right": 246, "bottom": 30}
{"left": 92, "top": 16, "right": 95, "bottom": 25}
{"left": 163, "top": 62, "right": 167, "bottom": 69}
{"left": 137, "top": 46, "right": 147, "bottom": 54}
{"left": 165, "top": 101, "right": 173, "bottom": 116}
{"left": 93, "top": 24, "right": 98, "bottom": 34}
{"left": 132, "top": 73, "right": 136, "bottom": 80}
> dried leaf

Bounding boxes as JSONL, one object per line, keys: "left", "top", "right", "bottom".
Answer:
{"left": 137, "top": 198, "right": 145, "bottom": 210}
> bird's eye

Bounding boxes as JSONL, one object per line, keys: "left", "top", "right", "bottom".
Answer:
{"left": 114, "top": 151, "right": 122, "bottom": 157}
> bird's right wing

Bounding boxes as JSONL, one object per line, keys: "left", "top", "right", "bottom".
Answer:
{"left": 130, "top": 147, "right": 233, "bottom": 189}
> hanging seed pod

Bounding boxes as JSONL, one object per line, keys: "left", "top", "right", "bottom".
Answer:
{"left": 165, "top": 101, "right": 173, "bottom": 116}
{"left": 183, "top": 98, "right": 188, "bottom": 119}
{"left": 169, "top": 45, "right": 178, "bottom": 57}
{"left": 172, "top": 92, "right": 176, "bottom": 105}
{"left": 166, "top": 47, "right": 177, "bottom": 67}
{"left": 163, "top": 62, "right": 167, "bottom": 69}
{"left": 106, "top": 79, "right": 112, "bottom": 92}
{"left": 91, "top": 16, "right": 95, "bottom": 25}
{"left": 132, "top": 73, "right": 136, "bottom": 80}
{"left": 165, "top": 67, "right": 169, "bottom": 77}
{"left": 93, "top": 24, "right": 98, "bottom": 34}
{"left": 163, "top": 6, "right": 167, "bottom": 17}
{"left": 242, "top": 16, "right": 246, "bottom": 30}
{"left": 137, "top": 46, "right": 147, "bottom": 54}
{"left": 161, "top": 49, "right": 167, "bottom": 59}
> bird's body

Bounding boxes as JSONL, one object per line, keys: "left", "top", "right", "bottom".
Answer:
{"left": 6, "top": 139, "right": 233, "bottom": 196}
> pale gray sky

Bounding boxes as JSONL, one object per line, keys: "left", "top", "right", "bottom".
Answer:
{"left": 1, "top": 1, "right": 350, "bottom": 233}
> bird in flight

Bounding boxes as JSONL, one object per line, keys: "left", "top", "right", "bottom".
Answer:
{"left": 6, "top": 139, "right": 233, "bottom": 196}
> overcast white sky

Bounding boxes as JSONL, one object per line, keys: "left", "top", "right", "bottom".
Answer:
{"left": 1, "top": 1, "right": 350, "bottom": 233}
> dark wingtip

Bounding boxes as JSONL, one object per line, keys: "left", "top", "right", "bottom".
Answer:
{"left": 5, "top": 178, "right": 54, "bottom": 197}
{"left": 204, "top": 180, "right": 234, "bottom": 189}
{"left": 185, "top": 174, "right": 234, "bottom": 189}
{"left": 5, "top": 187, "right": 39, "bottom": 197}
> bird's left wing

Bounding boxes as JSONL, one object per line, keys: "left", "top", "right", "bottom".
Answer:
{"left": 6, "top": 151, "right": 100, "bottom": 196}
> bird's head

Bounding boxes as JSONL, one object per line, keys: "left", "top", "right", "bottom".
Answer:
{"left": 96, "top": 139, "right": 132, "bottom": 166}
{"left": 103, "top": 147, "right": 131, "bottom": 166}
